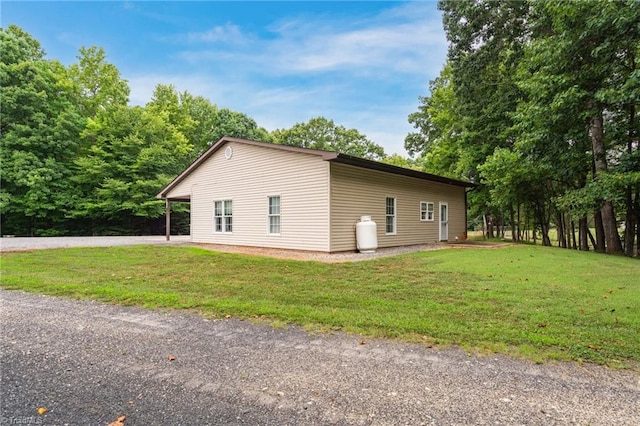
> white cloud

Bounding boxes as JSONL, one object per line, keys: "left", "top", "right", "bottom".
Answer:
{"left": 246, "top": 85, "right": 336, "bottom": 109}
{"left": 132, "top": 2, "right": 447, "bottom": 156}
{"left": 172, "top": 2, "right": 446, "bottom": 77}
{"left": 187, "top": 23, "right": 246, "bottom": 44}
{"left": 267, "top": 16, "right": 445, "bottom": 75}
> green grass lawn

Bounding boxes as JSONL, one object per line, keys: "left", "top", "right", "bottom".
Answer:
{"left": 1, "top": 244, "right": 638, "bottom": 370}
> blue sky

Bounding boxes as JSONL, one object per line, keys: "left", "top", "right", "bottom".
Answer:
{"left": 3, "top": 1, "right": 448, "bottom": 156}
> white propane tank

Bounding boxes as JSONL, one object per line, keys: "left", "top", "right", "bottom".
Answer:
{"left": 356, "top": 216, "right": 378, "bottom": 253}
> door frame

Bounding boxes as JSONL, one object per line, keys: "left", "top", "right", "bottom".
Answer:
{"left": 439, "top": 201, "right": 449, "bottom": 241}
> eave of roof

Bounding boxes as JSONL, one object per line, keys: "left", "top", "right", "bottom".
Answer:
{"left": 157, "top": 136, "right": 474, "bottom": 199}
{"left": 328, "top": 153, "right": 475, "bottom": 188}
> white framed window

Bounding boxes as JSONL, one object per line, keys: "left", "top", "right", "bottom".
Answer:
{"left": 385, "top": 197, "right": 396, "bottom": 234}
{"left": 420, "top": 201, "right": 434, "bottom": 221}
{"left": 268, "top": 195, "right": 281, "bottom": 235}
{"left": 214, "top": 200, "right": 232, "bottom": 233}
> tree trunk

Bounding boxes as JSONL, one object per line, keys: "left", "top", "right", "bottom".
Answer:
{"left": 541, "top": 224, "right": 551, "bottom": 246}
{"left": 516, "top": 203, "right": 521, "bottom": 242}
{"left": 579, "top": 218, "right": 589, "bottom": 251}
{"left": 557, "top": 211, "right": 567, "bottom": 248}
{"left": 624, "top": 103, "right": 637, "bottom": 256}
{"left": 591, "top": 111, "right": 623, "bottom": 254}
{"left": 587, "top": 226, "right": 597, "bottom": 250}
{"left": 534, "top": 204, "right": 551, "bottom": 246}
{"left": 486, "top": 215, "right": 494, "bottom": 239}
{"left": 625, "top": 187, "right": 636, "bottom": 257}
{"left": 601, "top": 200, "right": 622, "bottom": 255}
{"left": 532, "top": 224, "right": 537, "bottom": 245}
{"left": 636, "top": 187, "right": 640, "bottom": 257}
{"left": 594, "top": 210, "right": 606, "bottom": 252}
{"left": 482, "top": 214, "right": 487, "bottom": 238}
{"left": 527, "top": 208, "right": 532, "bottom": 243}
{"left": 510, "top": 206, "right": 517, "bottom": 242}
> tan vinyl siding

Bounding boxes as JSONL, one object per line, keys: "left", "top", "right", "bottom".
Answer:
{"left": 329, "top": 163, "right": 467, "bottom": 252}
{"left": 165, "top": 167, "right": 199, "bottom": 200}
{"left": 164, "top": 142, "right": 330, "bottom": 251}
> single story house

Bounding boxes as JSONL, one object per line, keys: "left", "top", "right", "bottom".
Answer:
{"left": 157, "top": 137, "right": 474, "bottom": 252}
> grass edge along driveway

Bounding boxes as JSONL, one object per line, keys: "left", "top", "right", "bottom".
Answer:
{"left": 1, "top": 244, "right": 638, "bottom": 371}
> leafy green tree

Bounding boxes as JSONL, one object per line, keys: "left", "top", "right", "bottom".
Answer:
{"left": 515, "top": 1, "right": 639, "bottom": 254}
{"left": 68, "top": 46, "right": 129, "bottom": 118}
{"left": 1, "top": 25, "right": 84, "bottom": 236}
{"left": 406, "top": 63, "right": 466, "bottom": 178}
{"left": 408, "top": 1, "right": 638, "bottom": 254}
{"left": 72, "top": 105, "right": 192, "bottom": 234}
{"left": 438, "top": 0, "right": 529, "bottom": 166}
{"left": 210, "top": 108, "right": 271, "bottom": 145}
{"left": 380, "top": 154, "right": 420, "bottom": 170}
{"left": 271, "top": 116, "right": 385, "bottom": 160}
{"left": 0, "top": 25, "right": 44, "bottom": 64}
{"left": 179, "top": 92, "right": 219, "bottom": 156}
{"left": 1, "top": 27, "right": 280, "bottom": 237}
{"left": 146, "top": 84, "right": 271, "bottom": 158}
{"left": 416, "top": 1, "right": 532, "bottom": 239}
{"left": 146, "top": 84, "right": 196, "bottom": 137}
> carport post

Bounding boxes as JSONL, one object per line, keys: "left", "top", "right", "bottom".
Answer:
{"left": 165, "top": 199, "right": 171, "bottom": 241}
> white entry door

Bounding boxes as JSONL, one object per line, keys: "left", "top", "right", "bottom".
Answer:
{"left": 439, "top": 202, "right": 448, "bottom": 241}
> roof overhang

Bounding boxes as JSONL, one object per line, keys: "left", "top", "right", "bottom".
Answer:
{"left": 328, "top": 154, "right": 475, "bottom": 188}
{"left": 165, "top": 195, "right": 191, "bottom": 202}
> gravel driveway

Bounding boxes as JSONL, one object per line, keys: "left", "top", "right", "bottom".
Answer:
{"left": 0, "top": 236, "right": 191, "bottom": 252}
{"left": 1, "top": 290, "right": 638, "bottom": 425}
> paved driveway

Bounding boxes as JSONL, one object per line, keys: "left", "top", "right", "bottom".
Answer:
{"left": 1, "top": 290, "right": 638, "bottom": 425}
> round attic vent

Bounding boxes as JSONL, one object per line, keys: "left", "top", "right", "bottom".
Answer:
{"left": 224, "top": 146, "right": 233, "bottom": 159}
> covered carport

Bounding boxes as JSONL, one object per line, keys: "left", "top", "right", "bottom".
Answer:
{"left": 164, "top": 195, "right": 190, "bottom": 241}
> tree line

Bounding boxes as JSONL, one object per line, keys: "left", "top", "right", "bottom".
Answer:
{"left": 1, "top": 25, "right": 391, "bottom": 237}
{"left": 4, "top": 4, "right": 638, "bottom": 259}
{"left": 406, "top": 0, "right": 639, "bottom": 256}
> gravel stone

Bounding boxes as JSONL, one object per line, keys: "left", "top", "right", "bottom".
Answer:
{"left": 1, "top": 290, "right": 638, "bottom": 425}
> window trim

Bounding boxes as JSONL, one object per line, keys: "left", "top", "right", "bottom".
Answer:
{"left": 267, "top": 195, "right": 281, "bottom": 236}
{"left": 385, "top": 196, "right": 397, "bottom": 235}
{"left": 420, "top": 201, "right": 435, "bottom": 222}
{"left": 213, "top": 199, "right": 233, "bottom": 233}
